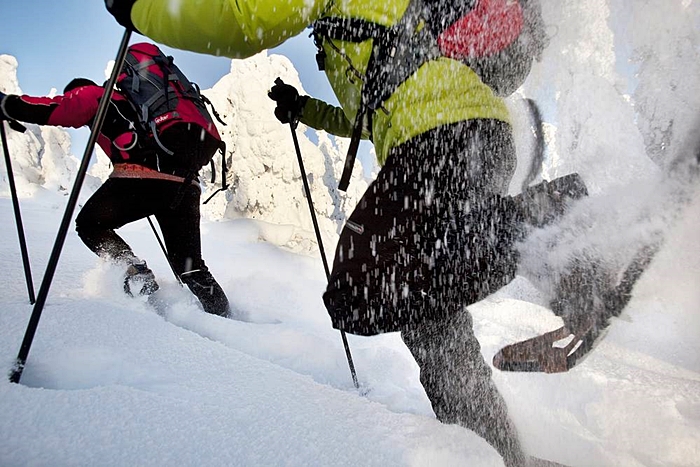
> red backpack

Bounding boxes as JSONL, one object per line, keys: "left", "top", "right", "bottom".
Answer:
{"left": 116, "top": 42, "right": 228, "bottom": 194}
{"left": 439, "top": 0, "right": 540, "bottom": 96}
{"left": 440, "top": 0, "right": 524, "bottom": 57}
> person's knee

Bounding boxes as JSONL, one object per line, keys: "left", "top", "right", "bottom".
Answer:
{"left": 323, "top": 274, "right": 363, "bottom": 321}
{"left": 75, "top": 212, "right": 100, "bottom": 244}
{"left": 322, "top": 279, "right": 348, "bottom": 316}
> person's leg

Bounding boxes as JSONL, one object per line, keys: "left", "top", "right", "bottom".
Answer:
{"left": 178, "top": 266, "right": 230, "bottom": 317}
{"left": 325, "top": 120, "right": 525, "bottom": 464}
{"left": 402, "top": 309, "right": 526, "bottom": 467}
{"left": 76, "top": 178, "right": 165, "bottom": 293}
{"left": 76, "top": 178, "right": 163, "bottom": 295}
{"left": 323, "top": 142, "right": 428, "bottom": 334}
{"left": 154, "top": 182, "right": 230, "bottom": 317}
{"left": 75, "top": 178, "right": 155, "bottom": 264}
{"left": 512, "top": 173, "right": 588, "bottom": 228}
{"left": 323, "top": 120, "right": 520, "bottom": 334}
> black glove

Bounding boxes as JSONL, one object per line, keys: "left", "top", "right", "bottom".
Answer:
{"left": 0, "top": 93, "right": 27, "bottom": 132}
{"left": 105, "top": 0, "right": 140, "bottom": 32}
{"left": 0, "top": 91, "right": 6, "bottom": 120}
{"left": 268, "top": 78, "right": 308, "bottom": 124}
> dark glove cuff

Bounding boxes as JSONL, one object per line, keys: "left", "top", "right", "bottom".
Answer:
{"left": 297, "top": 95, "right": 310, "bottom": 119}
{"left": 105, "top": 0, "right": 141, "bottom": 33}
{"left": 0, "top": 94, "right": 10, "bottom": 120}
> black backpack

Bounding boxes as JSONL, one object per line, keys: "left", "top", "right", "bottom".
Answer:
{"left": 116, "top": 42, "right": 228, "bottom": 199}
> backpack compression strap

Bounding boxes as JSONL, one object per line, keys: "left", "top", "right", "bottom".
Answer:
{"left": 203, "top": 141, "right": 228, "bottom": 204}
{"left": 122, "top": 52, "right": 179, "bottom": 156}
{"left": 314, "top": 1, "right": 439, "bottom": 112}
{"left": 313, "top": 0, "right": 441, "bottom": 191}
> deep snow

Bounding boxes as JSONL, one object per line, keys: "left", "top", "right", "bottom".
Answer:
{"left": 1, "top": 0, "right": 699, "bottom": 465}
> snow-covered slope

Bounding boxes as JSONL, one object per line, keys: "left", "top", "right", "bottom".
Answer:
{"left": 0, "top": 189, "right": 697, "bottom": 467}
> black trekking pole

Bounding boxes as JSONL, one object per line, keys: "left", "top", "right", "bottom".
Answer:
{"left": 1, "top": 120, "right": 36, "bottom": 304}
{"left": 9, "top": 29, "right": 133, "bottom": 384}
{"left": 276, "top": 79, "right": 358, "bottom": 389}
{"left": 146, "top": 216, "right": 183, "bottom": 285}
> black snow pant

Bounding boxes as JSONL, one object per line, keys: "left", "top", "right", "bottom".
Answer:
{"left": 323, "top": 120, "right": 526, "bottom": 466}
{"left": 75, "top": 177, "right": 230, "bottom": 317}
{"left": 403, "top": 309, "right": 526, "bottom": 467}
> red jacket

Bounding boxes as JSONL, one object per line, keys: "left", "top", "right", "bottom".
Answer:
{"left": 0, "top": 85, "right": 187, "bottom": 182}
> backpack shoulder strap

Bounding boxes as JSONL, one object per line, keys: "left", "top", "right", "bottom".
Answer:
{"left": 313, "top": 17, "right": 387, "bottom": 44}
{"left": 315, "top": 0, "right": 442, "bottom": 191}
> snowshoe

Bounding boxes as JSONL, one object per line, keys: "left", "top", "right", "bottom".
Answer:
{"left": 124, "top": 261, "right": 159, "bottom": 297}
{"left": 493, "top": 319, "right": 600, "bottom": 373}
{"left": 494, "top": 243, "right": 659, "bottom": 373}
{"left": 514, "top": 173, "right": 589, "bottom": 228}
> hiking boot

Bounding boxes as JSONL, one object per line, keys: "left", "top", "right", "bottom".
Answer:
{"left": 180, "top": 268, "right": 230, "bottom": 317}
{"left": 514, "top": 173, "right": 588, "bottom": 228}
{"left": 124, "top": 261, "right": 159, "bottom": 297}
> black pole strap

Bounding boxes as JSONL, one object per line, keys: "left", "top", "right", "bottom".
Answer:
{"left": 7, "top": 119, "right": 27, "bottom": 133}
{"left": 1, "top": 121, "right": 36, "bottom": 304}
{"left": 9, "top": 29, "right": 133, "bottom": 384}
{"left": 285, "top": 115, "right": 359, "bottom": 389}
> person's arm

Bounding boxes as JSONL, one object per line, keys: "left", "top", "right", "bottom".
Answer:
{"left": 0, "top": 86, "right": 103, "bottom": 128}
{"left": 106, "top": 0, "right": 329, "bottom": 59}
{"left": 267, "top": 81, "right": 370, "bottom": 140}
{"left": 301, "top": 98, "right": 365, "bottom": 139}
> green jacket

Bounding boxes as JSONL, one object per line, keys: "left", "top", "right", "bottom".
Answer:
{"left": 130, "top": 0, "right": 510, "bottom": 164}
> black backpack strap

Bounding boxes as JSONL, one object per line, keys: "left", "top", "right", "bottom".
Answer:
{"left": 363, "top": 0, "right": 440, "bottom": 111}
{"left": 203, "top": 141, "right": 228, "bottom": 204}
{"left": 315, "top": 0, "right": 440, "bottom": 191}
{"left": 338, "top": 108, "right": 367, "bottom": 191}
{"left": 199, "top": 91, "right": 227, "bottom": 126}
{"left": 220, "top": 141, "right": 228, "bottom": 190}
{"left": 422, "top": 0, "right": 477, "bottom": 35}
{"left": 313, "top": 17, "right": 381, "bottom": 192}
{"left": 313, "top": 17, "right": 388, "bottom": 43}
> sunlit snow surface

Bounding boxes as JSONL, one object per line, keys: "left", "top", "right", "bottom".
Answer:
{"left": 1, "top": 0, "right": 699, "bottom": 465}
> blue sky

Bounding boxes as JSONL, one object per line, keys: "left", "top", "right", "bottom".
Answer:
{"left": 1, "top": 1, "right": 351, "bottom": 157}
{"left": 1, "top": 1, "right": 335, "bottom": 100}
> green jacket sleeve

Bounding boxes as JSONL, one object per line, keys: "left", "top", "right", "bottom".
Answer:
{"left": 300, "top": 97, "right": 370, "bottom": 140}
{"left": 130, "top": 0, "right": 329, "bottom": 58}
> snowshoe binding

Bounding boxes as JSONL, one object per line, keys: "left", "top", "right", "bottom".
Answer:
{"left": 124, "top": 261, "right": 159, "bottom": 297}
{"left": 514, "top": 173, "right": 589, "bottom": 228}
{"left": 494, "top": 243, "right": 659, "bottom": 373}
{"left": 493, "top": 319, "right": 600, "bottom": 373}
